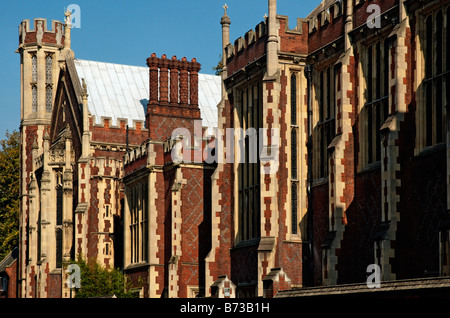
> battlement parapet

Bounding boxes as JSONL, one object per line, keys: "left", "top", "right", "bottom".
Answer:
{"left": 91, "top": 116, "right": 147, "bottom": 132}
{"left": 277, "top": 15, "right": 309, "bottom": 57}
{"left": 19, "top": 18, "right": 65, "bottom": 48}
{"left": 308, "top": 1, "right": 344, "bottom": 34}
{"left": 225, "top": 21, "right": 267, "bottom": 62}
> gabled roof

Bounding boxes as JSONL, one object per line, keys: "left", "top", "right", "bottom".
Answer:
{"left": 0, "top": 247, "right": 18, "bottom": 273}
{"left": 73, "top": 59, "right": 221, "bottom": 130}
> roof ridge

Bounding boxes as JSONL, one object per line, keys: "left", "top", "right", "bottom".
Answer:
{"left": 74, "top": 58, "right": 147, "bottom": 70}
{"left": 74, "top": 58, "right": 221, "bottom": 77}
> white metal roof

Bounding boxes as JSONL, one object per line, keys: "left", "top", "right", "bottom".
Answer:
{"left": 73, "top": 59, "right": 221, "bottom": 130}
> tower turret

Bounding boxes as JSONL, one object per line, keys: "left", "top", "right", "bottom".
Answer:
{"left": 16, "top": 15, "right": 71, "bottom": 298}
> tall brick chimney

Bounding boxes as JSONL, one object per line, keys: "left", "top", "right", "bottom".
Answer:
{"left": 146, "top": 53, "right": 201, "bottom": 141}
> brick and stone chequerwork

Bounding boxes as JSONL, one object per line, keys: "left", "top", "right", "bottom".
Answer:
{"left": 123, "top": 54, "right": 214, "bottom": 298}
{"left": 12, "top": 0, "right": 450, "bottom": 300}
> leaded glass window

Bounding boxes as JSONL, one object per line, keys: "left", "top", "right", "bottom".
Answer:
{"left": 238, "top": 83, "right": 262, "bottom": 242}
{"left": 291, "top": 73, "right": 299, "bottom": 235}
{"left": 291, "top": 129, "right": 297, "bottom": 180}
{"left": 128, "top": 183, "right": 149, "bottom": 264}
{"left": 291, "top": 74, "right": 297, "bottom": 125}
{"left": 291, "top": 183, "right": 298, "bottom": 235}
{"left": 46, "top": 85, "right": 52, "bottom": 112}
{"left": 31, "top": 54, "right": 37, "bottom": 83}
{"left": 46, "top": 54, "right": 53, "bottom": 83}
{"left": 32, "top": 85, "right": 38, "bottom": 113}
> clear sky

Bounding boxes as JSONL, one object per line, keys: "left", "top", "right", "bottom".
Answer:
{"left": 0, "top": 0, "right": 321, "bottom": 140}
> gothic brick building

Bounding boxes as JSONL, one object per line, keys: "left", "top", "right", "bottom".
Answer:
{"left": 14, "top": 0, "right": 450, "bottom": 299}
{"left": 204, "top": 0, "right": 450, "bottom": 297}
{"left": 16, "top": 13, "right": 221, "bottom": 298}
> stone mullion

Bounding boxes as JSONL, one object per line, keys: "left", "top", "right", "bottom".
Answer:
{"left": 168, "top": 167, "right": 183, "bottom": 298}
{"left": 147, "top": 142, "right": 162, "bottom": 298}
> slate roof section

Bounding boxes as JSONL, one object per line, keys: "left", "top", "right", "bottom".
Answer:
{"left": 73, "top": 59, "right": 221, "bottom": 130}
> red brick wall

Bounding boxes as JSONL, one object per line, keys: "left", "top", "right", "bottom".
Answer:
{"left": 47, "top": 269, "right": 62, "bottom": 298}
{"left": 226, "top": 31, "right": 266, "bottom": 76}
{"left": 206, "top": 96, "right": 234, "bottom": 284}
{"left": 308, "top": 13, "right": 345, "bottom": 54}
{"left": 91, "top": 119, "right": 147, "bottom": 146}
{"left": 278, "top": 18, "right": 308, "bottom": 55}
{"left": 0, "top": 261, "right": 18, "bottom": 298}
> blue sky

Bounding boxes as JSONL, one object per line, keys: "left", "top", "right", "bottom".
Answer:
{"left": 0, "top": 0, "right": 321, "bottom": 140}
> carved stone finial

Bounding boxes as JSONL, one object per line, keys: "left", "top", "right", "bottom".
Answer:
{"left": 221, "top": 3, "right": 231, "bottom": 25}
{"left": 43, "top": 130, "right": 50, "bottom": 141}
{"left": 64, "top": 124, "right": 72, "bottom": 140}
{"left": 81, "top": 78, "right": 88, "bottom": 98}
{"left": 64, "top": 9, "right": 72, "bottom": 28}
{"left": 32, "top": 138, "right": 39, "bottom": 150}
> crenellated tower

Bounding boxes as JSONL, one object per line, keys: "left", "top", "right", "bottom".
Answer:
{"left": 16, "top": 15, "right": 72, "bottom": 298}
